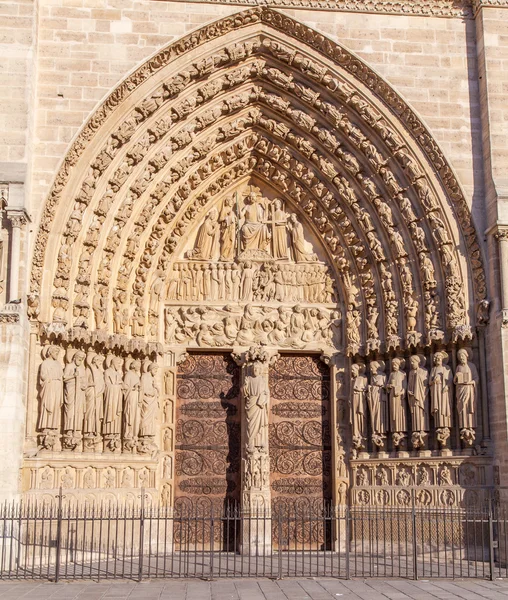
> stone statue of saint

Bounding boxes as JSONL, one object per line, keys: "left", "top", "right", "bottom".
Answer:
{"left": 240, "top": 192, "right": 270, "bottom": 254}
{"left": 219, "top": 196, "right": 237, "bottom": 261}
{"left": 186, "top": 207, "right": 219, "bottom": 260}
{"left": 271, "top": 199, "right": 289, "bottom": 260}
{"left": 350, "top": 363, "right": 368, "bottom": 443}
{"left": 454, "top": 348, "right": 479, "bottom": 430}
{"left": 63, "top": 350, "right": 87, "bottom": 434}
{"left": 139, "top": 362, "right": 159, "bottom": 438}
{"left": 243, "top": 361, "right": 269, "bottom": 453}
{"left": 430, "top": 351, "right": 453, "bottom": 428}
{"left": 103, "top": 356, "right": 123, "bottom": 436}
{"left": 387, "top": 358, "right": 407, "bottom": 439}
{"left": 123, "top": 358, "right": 141, "bottom": 442}
{"left": 84, "top": 352, "right": 105, "bottom": 437}
{"left": 288, "top": 213, "right": 317, "bottom": 263}
{"left": 368, "top": 360, "right": 388, "bottom": 435}
{"left": 37, "top": 346, "right": 63, "bottom": 432}
{"left": 407, "top": 355, "right": 429, "bottom": 433}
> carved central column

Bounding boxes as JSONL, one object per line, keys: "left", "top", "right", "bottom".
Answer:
{"left": 234, "top": 346, "right": 278, "bottom": 556}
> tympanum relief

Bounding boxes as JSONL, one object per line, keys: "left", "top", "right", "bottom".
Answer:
{"left": 164, "top": 188, "right": 341, "bottom": 353}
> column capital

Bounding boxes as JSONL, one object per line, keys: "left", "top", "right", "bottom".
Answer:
{"left": 494, "top": 226, "right": 508, "bottom": 242}
{"left": 233, "top": 345, "right": 280, "bottom": 367}
{"left": 320, "top": 350, "right": 343, "bottom": 367}
{"left": 5, "top": 208, "right": 30, "bottom": 228}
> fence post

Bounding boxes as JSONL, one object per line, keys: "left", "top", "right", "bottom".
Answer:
{"left": 54, "top": 487, "right": 64, "bottom": 583}
{"left": 412, "top": 490, "right": 418, "bottom": 581}
{"left": 488, "top": 495, "right": 495, "bottom": 581}
{"left": 138, "top": 488, "right": 145, "bottom": 583}
{"left": 345, "top": 506, "right": 350, "bottom": 581}
{"left": 277, "top": 512, "right": 282, "bottom": 580}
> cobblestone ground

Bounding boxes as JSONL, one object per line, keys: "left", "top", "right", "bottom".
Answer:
{"left": 0, "top": 578, "right": 507, "bottom": 599}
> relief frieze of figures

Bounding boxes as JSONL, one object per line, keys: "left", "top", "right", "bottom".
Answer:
{"left": 164, "top": 304, "right": 341, "bottom": 350}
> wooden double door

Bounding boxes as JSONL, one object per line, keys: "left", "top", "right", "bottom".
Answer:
{"left": 174, "top": 352, "right": 331, "bottom": 549}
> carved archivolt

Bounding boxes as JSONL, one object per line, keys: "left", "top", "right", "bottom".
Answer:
{"left": 29, "top": 8, "right": 486, "bottom": 358}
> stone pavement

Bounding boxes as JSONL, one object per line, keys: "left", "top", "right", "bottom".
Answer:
{"left": 0, "top": 578, "right": 507, "bottom": 600}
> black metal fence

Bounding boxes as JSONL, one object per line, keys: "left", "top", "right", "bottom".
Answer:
{"left": 0, "top": 493, "right": 506, "bottom": 581}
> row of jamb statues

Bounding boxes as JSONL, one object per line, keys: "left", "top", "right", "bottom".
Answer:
{"left": 36, "top": 345, "right": 160, "bottom": 453}
{"left": 350, "top": 349, "right": 479, "bottom": 454}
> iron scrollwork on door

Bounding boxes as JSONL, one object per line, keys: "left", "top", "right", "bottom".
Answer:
{"left": 269, "top": 355, "right": 332, "bottom": 549}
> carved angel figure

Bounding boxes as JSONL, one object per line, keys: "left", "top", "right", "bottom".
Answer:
{"left": 219, "top": 196, "right": 237, "bottom": 260}
{"left": 288, "top": 213, "right": 317, "bottom": 262}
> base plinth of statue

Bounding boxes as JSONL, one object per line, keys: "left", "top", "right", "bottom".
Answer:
{"left": 240, "top": 510, "right": 272, "bottom": 556}
{"left": 418, "top": 450, "right": 432, "bottom": 458}
{"left": 397, "top": 451, "right": 410, "bottom": 458}
{"left": 440, "top": 449, "right": 453, "bottom": 457}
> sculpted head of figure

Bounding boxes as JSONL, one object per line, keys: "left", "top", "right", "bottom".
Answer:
{"left": 434, "top": 352, "right": 444, "bottom": 366}
{"left": 47, "top": 345, "right": 60, "bottom": 360}
{"left": 392, "top": 358, "right": 401, "bottom": 372}
{"left": 148, "top": 362, "right": 158, "bottom": 376}
{"left": 74, "top": 351, "right": 85, "bottom": 366}
{"left": 132, "top": 359, "right": 142, "bottom": 372}
{"left": 92, "top": 354, "right": 104, "bottom": 368}
{"left": 410, "top": 356, "right": 420, "bottom": 371}
{"left": 252, "top": 361, "right": 263, "bottom": 377}
{"left": 351, "top": 363, "right": 360, "bottom": 378}
{"left": 274, "top": 198, "right": 282, "bottom": 210}
{"left": 457, "top": 348, "right": 468, "bottom": 365}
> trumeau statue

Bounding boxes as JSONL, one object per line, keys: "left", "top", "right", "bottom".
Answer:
{"left": 244, "top": 361, "right": 269, "bottom": 453}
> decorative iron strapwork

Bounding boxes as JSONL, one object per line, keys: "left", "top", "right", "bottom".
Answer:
{"left": 0, "top": 490, "right": 506, "bottom": 581}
